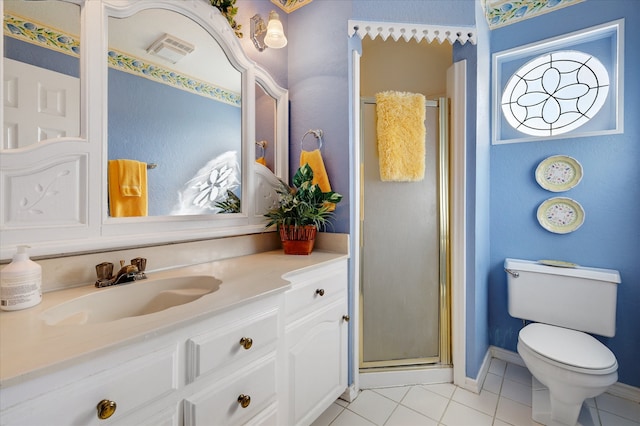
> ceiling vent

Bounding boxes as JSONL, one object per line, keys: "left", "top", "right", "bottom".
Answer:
{"left": 146, "top": 33, "right": 195, "bottom": 64}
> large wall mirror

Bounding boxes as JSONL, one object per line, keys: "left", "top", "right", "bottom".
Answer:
{"left": 0, "top": 0, "right": 288, "bottom": 260}
{"left": 107, "top": 8, "right": 242, "bottom": 217}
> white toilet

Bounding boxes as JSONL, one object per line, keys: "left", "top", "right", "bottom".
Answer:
{"left": 505, "top": 258, "right": 621, "bottom": 426}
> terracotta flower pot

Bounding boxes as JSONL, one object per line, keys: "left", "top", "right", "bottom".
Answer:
{"left": 279, "top": 225, "right": 317, "bottom": 255}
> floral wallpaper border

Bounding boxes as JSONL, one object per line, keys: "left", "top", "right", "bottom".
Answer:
{"left": 3, "top": 13, "right": 241, "bottom": 107}
{"left": 270, "top": 0, "right": 313, "bottom": 14}
{"left": 482, "top": 0, "right": 585, "bottom": 29}
{"left": 106, "top": 51, "right": 241, "bottom": 107}
{"left": 4, "top": 14, "right": 80, "bottom": 57}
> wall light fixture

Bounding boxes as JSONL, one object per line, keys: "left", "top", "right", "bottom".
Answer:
{"left": 251, "top": 11, "right": 287, "bottom": 52}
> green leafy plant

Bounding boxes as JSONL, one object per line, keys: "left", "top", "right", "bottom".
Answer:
{"left": 215, "top": 190, "right": 241, "bottom": 213}
{"left": 210, "top": 0, "right": 243, "bottom": 38}
{"left": 265, "top": 164, "right": 343, "bottom": 230}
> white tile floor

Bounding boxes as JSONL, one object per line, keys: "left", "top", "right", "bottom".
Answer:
{"left": 312, "top": 359, "right": 640, "bottom": 426}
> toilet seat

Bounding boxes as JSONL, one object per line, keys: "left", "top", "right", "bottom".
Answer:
{"left": 519, "top": 323, "right": 617, "bottom": 373}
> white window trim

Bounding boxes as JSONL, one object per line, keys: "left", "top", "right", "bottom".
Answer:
{"left": 492, "top": 19, "right": 624, "bottom": 145}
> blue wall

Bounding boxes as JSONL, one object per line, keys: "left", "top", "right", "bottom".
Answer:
{"left": 4, "top": 37, "right": 79, "bottom": 77}
{"left": 108, "top": 69, "right": 241, "bottom": 216}
{"left": 488, "top": 0, "right": 640, "bottom": 387}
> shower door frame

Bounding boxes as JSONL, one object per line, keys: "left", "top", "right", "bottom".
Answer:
{"left": 358, "top": 96, "right": 451, "bottom": 371}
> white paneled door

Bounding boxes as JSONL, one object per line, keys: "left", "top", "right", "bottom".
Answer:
{"left": 3, "top": 58, "right": 79, "bottom": 149}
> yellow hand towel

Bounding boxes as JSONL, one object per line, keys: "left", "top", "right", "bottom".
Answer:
{"left": 375, "top": 91, "right": 426, "bottom": 182}
{"left": 108, "top": 159, "right": 148, "bottom": 217}
{"left": 300, "top": 149, "right": 335, "bottom": 212}
{"left": 256, "top": 157, "right": 267, "bottom": 166}
{"left": 117, "top": 159, "right": 142, "bottom": 197}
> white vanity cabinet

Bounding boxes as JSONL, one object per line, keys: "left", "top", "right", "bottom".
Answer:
{"left": 0, "top": 252, "right": 350, "bottom": 426}
{"left": 284, "top": 260, "right": 349, "bottom": 426}
{"left": 0, "top": 294, "right": 284, "bottom": 426}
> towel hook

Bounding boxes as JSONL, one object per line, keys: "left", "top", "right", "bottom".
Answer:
{"left": 300, "top": 129, "right": 323, "bottom": 151}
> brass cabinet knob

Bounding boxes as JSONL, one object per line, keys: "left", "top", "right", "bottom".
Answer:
{"left": 237, "top": 394, "right": 251, "bottom": 408}
{"left": 96, "top": 399, "right": 117, "bottom": 420}
{"left": 315, "top": 288, "right": 325, "bottom": 296}
{"left": 342, "top": 315, "right": 350, "bottom": 322}
{"left": 239, "top": 337, "right": 253, "bottom": 350}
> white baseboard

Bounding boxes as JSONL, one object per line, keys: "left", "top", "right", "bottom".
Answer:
{"left": 459, "top": 349, "right": 492, "bottom": 394}
{"left": 606, "top": 381, "right": 640, "bottom": 404}
{"left": 340, "top": 384, "right": 358, "bottom": 403}
{"left": 487, "top": 345, "right": 640, "bottom": 403}
{"left": 490, "top": 345, "right": 525, "bottom": 367}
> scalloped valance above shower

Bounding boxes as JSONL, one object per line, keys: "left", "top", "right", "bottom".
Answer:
{"left": 348, "top": 20, "right": 476, "bottom": 45}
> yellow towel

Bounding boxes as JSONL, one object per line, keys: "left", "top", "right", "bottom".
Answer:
{"left": 108, "top": 159, "right": 148, "bottom": 217}
{"left": 256, "top": 157, "right": 267, "bottom": 166}
{"left": 375, "top": 91, "right": 426, "bottom": 182}
{"left": 300, "top": 149, "right": 335, "bottom": 211}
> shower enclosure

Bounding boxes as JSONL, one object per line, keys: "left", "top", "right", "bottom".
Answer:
{"left": 359, "top": 96, "right": 450, "bottom": 370}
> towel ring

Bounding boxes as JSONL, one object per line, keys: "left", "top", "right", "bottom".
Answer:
{"left": 300, "top": 129, "right": 323, "bottom": 151}
{"left": 256, "top": 140, "right": 267, "bottom": 158}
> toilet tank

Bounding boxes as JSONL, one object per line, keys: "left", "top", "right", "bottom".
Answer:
{"left": 505, "top": 258, "right": 620, "bottom": 337}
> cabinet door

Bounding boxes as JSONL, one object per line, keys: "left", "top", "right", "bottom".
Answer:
{"left": 287, "top": 299, "right": 348, "bottom": 426}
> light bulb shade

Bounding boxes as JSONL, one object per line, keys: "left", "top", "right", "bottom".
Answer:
{"left": 264, "top": 11, "right": 287, "bottom": 49}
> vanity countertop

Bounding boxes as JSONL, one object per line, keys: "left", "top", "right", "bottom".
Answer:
{"left": 0, "top": 248, "right": 348, "bottom": 388}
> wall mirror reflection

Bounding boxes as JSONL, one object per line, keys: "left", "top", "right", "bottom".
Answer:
{"left": 107, "top": 8, "right": 242, "bottom": 217}
{"left": 3, "top": 0, "right": 81, "bottom": 150}
{"left": 0, "top": 0, "right": 288, "bottom": 260}
{"left": 255, "top": 82, "right": 276, "bottom": 172}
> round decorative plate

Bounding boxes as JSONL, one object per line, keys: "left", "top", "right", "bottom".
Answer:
{"left": 538, "top": 259, "right": 578, "bottom": 268}
{"left": 537, "top": 197, "right": 585, "bottom": 234}
{"left": 535, "top": 155, "right": 583, "bottom": 192}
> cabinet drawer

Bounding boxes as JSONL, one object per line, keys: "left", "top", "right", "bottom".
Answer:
{"left": 285, "top": 261, "right": 347, "bottom": 321}
{"left": 186, "top": 307, "right": 278, "bottom": 382}
{"left": 184, "top": 356, "right": 277, "bottom": 426}
{"left": 1, "top": 346, "right": 178, "bottom": 426}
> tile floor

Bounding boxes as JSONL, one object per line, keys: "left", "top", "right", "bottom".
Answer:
{"left": 312, "top": 359, "right": 640, "bottom": 426}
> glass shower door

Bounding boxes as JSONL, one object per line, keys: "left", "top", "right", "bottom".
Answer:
{"left": 360, "top": 98, "right": 445, "bottom": 368}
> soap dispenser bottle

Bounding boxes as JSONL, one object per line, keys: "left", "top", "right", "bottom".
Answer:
{"left": 0, "top": 246, "right": 42, "bottom": 311}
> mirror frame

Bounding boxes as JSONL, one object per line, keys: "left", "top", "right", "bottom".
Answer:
{"left": 0, "top": 0, "right": 288, "bottom": 260}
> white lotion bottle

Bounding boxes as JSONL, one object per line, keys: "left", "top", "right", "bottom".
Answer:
{"left": 0, "top": 246, "right": 42, "bottom": 311}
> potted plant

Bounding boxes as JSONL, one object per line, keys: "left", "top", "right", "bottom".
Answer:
{"left": 265, "top": 164, "right": 342, "bottom": 255}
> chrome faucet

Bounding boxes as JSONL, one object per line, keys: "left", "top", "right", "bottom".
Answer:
{"left": 95, "top": 258, "right": 147, "bottom": 288}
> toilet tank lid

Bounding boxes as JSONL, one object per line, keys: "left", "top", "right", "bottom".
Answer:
{"left": 504, "top": 258, "right": 621, "bottom": 283}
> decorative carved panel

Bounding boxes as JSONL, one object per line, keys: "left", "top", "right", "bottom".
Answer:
{"left": 2, "top": 154, "right": 88, "bottom": 227}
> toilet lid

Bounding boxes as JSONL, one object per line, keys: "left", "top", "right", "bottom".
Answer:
{"left": 519, "top": 323, "right": 617, "bottom": 370}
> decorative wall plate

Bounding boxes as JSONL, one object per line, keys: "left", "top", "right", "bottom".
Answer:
{"left": 535, "top": 155, "right": 583, "bottom": 192}
{"left": 537, "top": 197, "right": 584, "bottom": 234}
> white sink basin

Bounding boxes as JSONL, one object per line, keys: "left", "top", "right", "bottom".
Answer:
{"left": 41, "top": 275, "right": 221, "bottom": 326}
